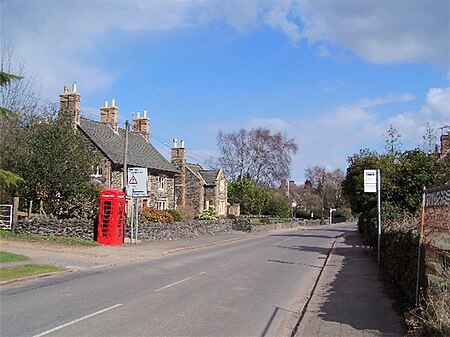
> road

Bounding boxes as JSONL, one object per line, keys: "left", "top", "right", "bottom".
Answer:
{"left": 1, "top": 224, "right": 351, "bottom": 337}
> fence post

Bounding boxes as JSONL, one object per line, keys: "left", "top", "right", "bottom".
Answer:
{"left": 12, "top": 197, "right": 19, "bottom": 232}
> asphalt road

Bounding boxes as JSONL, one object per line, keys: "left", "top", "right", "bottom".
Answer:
{"left": 1, "top": 224, "right": 350, "bottom": 337}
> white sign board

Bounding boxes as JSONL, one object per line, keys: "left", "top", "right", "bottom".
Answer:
{"left": 127, "top": 167, "right": 148, "bottom": 197}
{"left": 364, "top": 169, "right": 377, "bottom": 193}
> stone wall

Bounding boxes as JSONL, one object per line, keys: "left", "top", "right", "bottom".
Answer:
{"left": 232, "top": 218, "right": 323, "bottom": 232}
{"left": 13, "top": 216, "right": 330, "bottom": 243}
{"left": 15, "top": 216, "right": 94, "bottom": 241}
{"left": 127, "top": 219, "right": 234, "bottom": 241}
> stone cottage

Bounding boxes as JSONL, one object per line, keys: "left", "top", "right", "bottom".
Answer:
{"left": 171, "top": 139, "right": 228, "bottom": 217}
{"left": 59, "top": 83, "right": 178, "bottom": 210}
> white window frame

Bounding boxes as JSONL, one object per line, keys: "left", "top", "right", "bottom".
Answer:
{"left": 219, "top": 201, "right": 226, "bottom": 215}
{"left": 158, "top": 176, "right": 165, "bottom": 191}
{"left": 156, "top": 200, "right": 167, "bottom": 210}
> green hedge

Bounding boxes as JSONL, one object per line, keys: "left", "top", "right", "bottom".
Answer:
{"left": 358, "top": 211, "right": 422, "bottom": 309}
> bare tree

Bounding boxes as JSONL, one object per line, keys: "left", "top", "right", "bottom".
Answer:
{"left": 1, "top": 48, "right": 42, "bottom": 120}
{"left": 422, "top": 122, "right": 438, "bottom": 153}
{"left": 384, "top": 124, "right": 403, "bottom": 155}
{"left": 217, "top": 127, "right": 298, "bottom": 187}
{"left": 304, "top": 166, "right": 345, "bottom": 213}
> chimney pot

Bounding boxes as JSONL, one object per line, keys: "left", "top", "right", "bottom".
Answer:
{"left": 72, "top": 82, "right": 77, "bottom": 93}
{"left": 173, "top": 138, "right": 178, "bottom": 148}
{"left": 104, "top": 100, "right": 108, "bottom": 108}
{"left": 111, "top": 98, "right": 116, "bottom": 107}
{"left": 64, "top": 85, "right": 69, "bottom": 93}
{"left": 136, "top": 111, "right": 140, "bottom": 118}
{"left": 143, "top": 109, "right": 147, "bottom": 118}
{"left": 180, "top": 139, "right": 185, "bottom": 148}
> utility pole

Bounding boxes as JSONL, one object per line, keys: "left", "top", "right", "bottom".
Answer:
{"left": 123, "top": 120, "right": 129, "bottom": 190}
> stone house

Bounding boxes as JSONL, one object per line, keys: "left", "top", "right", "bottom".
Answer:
{"left": 171, "top": 139, "right": 228, "bottom": 217}
{"left": 59, "top": 83, "right": 178, "bottom": 210}
{"left": 438, "top": 132, "right": 449, "bottom": 159}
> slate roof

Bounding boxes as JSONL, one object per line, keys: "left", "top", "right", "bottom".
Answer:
{"left": 199, "top": 170, "right": 221, "bottom": 186}
{"left": 78, "top": 118, "right": 177, "bottom": 174}
{"left": 186, "top": 163, "right": 220, "bottom": 186}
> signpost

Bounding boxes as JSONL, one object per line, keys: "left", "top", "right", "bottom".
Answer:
{"left": 127, "top": 168, "right": 148, "bottom": 243}
{"left": 364, "top": 169, "right": 382, "bottom": 265}
{"left": 329, "top": 208, "right": 336, "bottom": 225}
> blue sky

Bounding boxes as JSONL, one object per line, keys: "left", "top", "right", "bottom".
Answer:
{"left": 2, "top": 0, "right": 449, "bottom": 183}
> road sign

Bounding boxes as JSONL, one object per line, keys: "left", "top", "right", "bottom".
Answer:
{"left": 127, "top": 167, "right": 148, "bottom": 197}
{"left": 364, "top": 169, "right": 377, "bottom": 193}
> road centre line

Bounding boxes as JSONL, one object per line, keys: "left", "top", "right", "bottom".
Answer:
{"left": 154, "top": 272, "right": 206, "bottom": 292}
{"left": 272, "top": 237, "right": 293, "bottom": 246}
{"left": 32, "top": 304, "right": 123, "bottom": 337}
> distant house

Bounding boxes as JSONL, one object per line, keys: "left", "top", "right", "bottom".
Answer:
{"left": 59, "top": 83, "right": 178, "bottom": 210}
{"left": 171, "top": 139, "right": 228, "bottom": 217}
{"left": 438, "top": 132, "right": 450, "bottom": 159}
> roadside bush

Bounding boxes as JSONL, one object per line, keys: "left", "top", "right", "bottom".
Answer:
{"left": 139, "top": 207, "right": 174, "bottom": 223}
{"left": 358, "top": 207, "right": 378, "bottom": 247}
{"left": 199, "top": 206, "right": 217, "bottom": 220}
{"left": 176, "top": 205, "right": 196, "bottom": 221}
{"left": 407, "top": 269, "right": 450, "bottom": 336}
{"left": 168, "top": 209, "right": 183, "bottom": 222}
{"left": 382, "top": 216, "right": 420, "bottom": 308}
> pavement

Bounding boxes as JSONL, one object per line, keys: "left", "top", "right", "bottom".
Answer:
{"left": 1, "top": 225, "right": 405, "bottom": 336}
{"left": 294, "top": 229, "right": 405, "bottom": 337}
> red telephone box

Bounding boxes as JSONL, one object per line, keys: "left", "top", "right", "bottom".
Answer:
{"left": 98, "top": 189, "right": 125, "bottom": 246}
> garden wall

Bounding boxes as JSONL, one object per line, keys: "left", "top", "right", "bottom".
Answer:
{"left": 15, "top": 216, "right": 94, "bottom": 241}
{"left": 14, "top": 216, "right": 330, "bottom": 242}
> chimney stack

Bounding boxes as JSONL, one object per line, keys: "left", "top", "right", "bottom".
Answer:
{"left": 171, "top": 137, "right": 187, "bottom": 207}
{"left": 100, "top": 98, "right": 119, "bottom": 132}
{"left": 133, "top": 110, "right": 150, "bottom": 142}
{"left": 441, "top": 133, "right": 450, "bottom": 156}
{"left": 59, "top": 82, "right": 81, "bottom": 128}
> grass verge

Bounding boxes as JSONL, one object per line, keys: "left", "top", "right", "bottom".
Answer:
{"left": 0, "top": 264, "right": 65, "bottom": 282}
{"left": 0, "top": 230, "right": 98, "bottom": 246}
{"left": 0, "top": 251, "right": 29, "bottom": 263}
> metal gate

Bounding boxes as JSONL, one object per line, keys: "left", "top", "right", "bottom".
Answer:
{"left": 0, "top": 204, "right": 13, "bottom": 230}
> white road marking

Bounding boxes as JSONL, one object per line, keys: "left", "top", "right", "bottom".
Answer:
{"left": 273, "top": 237, "right": 293, "bottom": 246}
{"left": 33, "top": 304, "right": 123, "bottom": 337}
{"left": 154, "top": 272, "right": 206, "bottom": 292}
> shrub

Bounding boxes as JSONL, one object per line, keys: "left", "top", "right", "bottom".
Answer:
{"left": 176, "top": 205, "right": 196, "bottom": 221}
{"left": 407, "top": 269, "right": 450, "bottom": 336}
{"left": 199, "top": 206, "right": 217, "bottom": 220}
{"left": 168, "top": 209, "right": 183, "bottom": 222}
{"left": 139, "top": 207, "right": 174, "bottom": 223}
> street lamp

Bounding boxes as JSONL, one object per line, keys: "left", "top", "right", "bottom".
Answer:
{"left": 291, "top": 201, "right": 297, "bottom": 220}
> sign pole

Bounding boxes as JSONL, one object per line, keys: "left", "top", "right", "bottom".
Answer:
{"left": 135, "top": 197, "right": 139, "bottom": 244}
{"left": 130, "top": 197, "right": 134, "bottom": 243}
{"left": 377, "top": 169, "right": 382, "bottom": 266}
{"left": 415, "top": 187, "right": 426, "bottom": 306}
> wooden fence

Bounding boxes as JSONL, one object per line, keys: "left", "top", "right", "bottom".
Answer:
{"left": 422, "top": 184, "right": 450, "bottom": 288}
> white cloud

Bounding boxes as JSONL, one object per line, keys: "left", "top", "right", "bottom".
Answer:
{"left": 247, "top": 117, "right": 291, "bottom": 132}
{"left": 421, "top": 87, "right": 450, "bottom": 120}
{"left": 2, "top": 0, "right": 448, "bottom": 101}
{"left": 297, "top": 0, "right": 449, "bottom": 67}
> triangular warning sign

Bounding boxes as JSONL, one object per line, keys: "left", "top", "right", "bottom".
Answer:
{"left": 128, "top": 175, "right": 138, "bottom": 185}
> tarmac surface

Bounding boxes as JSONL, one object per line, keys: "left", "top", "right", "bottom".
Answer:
{"left": 0, "top": 225, "right": 405, "bottom": 336}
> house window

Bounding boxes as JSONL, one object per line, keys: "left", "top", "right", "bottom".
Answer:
{"left": 91, "top": 165, "right": 103, "bottom": 178}
{"left": 219, "top": 201, "right": 226, "bottom": 215}
{"left": 158, "top": 176, "right": 165, "bottom": 191}
{"left": 156, "top": 200, "right": 167, "bottom": 210}
{"left": 220, "top": 179, "right": 225, "bottom": 192}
